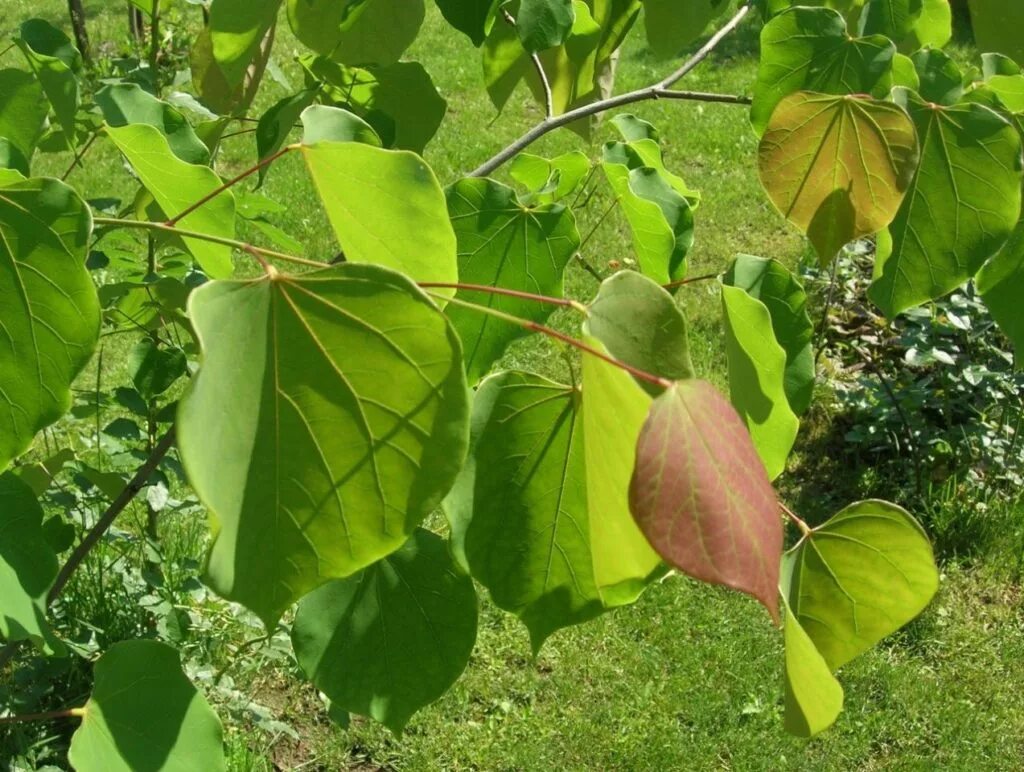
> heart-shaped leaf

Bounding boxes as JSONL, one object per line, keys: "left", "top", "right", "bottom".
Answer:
{"left": 758, "top": 91, "right": 919, "bottom": 264}
{"left": 177, "top": 263, "right": 469, "bottom": 626}
{"left": 629, "top": 380, "right": 782, "bottom": 622}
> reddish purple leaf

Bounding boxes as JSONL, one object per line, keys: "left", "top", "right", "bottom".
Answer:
{"left": 628, "top": 380, "right": 782, "bottom": 623}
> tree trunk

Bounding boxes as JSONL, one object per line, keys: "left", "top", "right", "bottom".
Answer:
{"left": 67, "top": 0, "right": 91, "bottom": 65}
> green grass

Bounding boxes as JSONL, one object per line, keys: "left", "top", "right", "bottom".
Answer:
{"left": 2, "top": 2, "right": 1024, "bottom": 770}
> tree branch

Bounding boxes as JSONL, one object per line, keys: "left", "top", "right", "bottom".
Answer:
{"left": 501, "top": 8, "right": 554, "bottom": 119}
{"left": 468, "top": 2, "right": 753, "bottom": 179}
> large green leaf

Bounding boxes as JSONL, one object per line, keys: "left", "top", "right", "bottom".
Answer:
{"left": 518, "top": 0, "right": 576, "bottom": 52}
{"left": 106, "top": 123, "right": 237, "bottom": 278}
{"left": 209, "top": 0, "right": 283, "bottom": 87}
{"left": 785, "top": 500, "right": 939, "bottom": 671}
{"left": 68, "top": 640, "right": 226, "bottom": 772}
{"left": 0, "top": 176, "right": 98, "bottom": 472}
{"left": 782, "top": 601, "right": 844, "bottom": 738}
{"left": 629, "top": 380, "right": 783, "bottom": 621}
{"left": 288, "top": 0, "right": 424, "bottom": 66}
{"left": 0, "top": 472, "right": 58, "bottom": 647}
{"left": 302, "top": 56, "right": 447, "bottom": 152}
{"left": 95, "top": 84, "right": 210, "bottom": 165}
{"left": 869, "top": 95, "right": 1022, "bottom": 317}
{"left": 292, "top": 528, "right": 478, "bottom": 734}
{"left": 0, "top": 69, "right": 47, "bottom": 171}
{"left": 14, "top": 19, "right": 81, "bottom": 141}
{"left": 584, "top": 269, "right": 694, "bottom": 395}
{"left": 177, "top": 264, "right": 469, "bottom": 626}
{"left": 434, "top": 0, "right": 498, "bottom": 44}
{"left": 509, "top": 149, "right": 591, "bottom": 203}
{"left": 190, "top": 21, "right": 273, "bottom": 117}
{"left": 300, "top": 141, "right": 458, "bottom": 290}
{"left": 445, "top": 177, "right": 580, "bottom": 384}
{"left": 642, "top": 0, "right": 731, "bottom": 59}
{"left": 751, "top": 7, "right": 895, "bottom": 135}
{"left": 969, "top": 0, "right": 1024, "bottom": 67}
{"left": 758, "top": 91, "right": 919, "bottom": 264}
{"left": 857, "top": 0, "right": 951, "bottom": 50}
{"left": 977, "top": 216, "right": 1024, "bottom": 352}
{"left": 724, "top": 255, "right": 814, "bottom": 416}
{"left": 912, "top": 48, "right": 964, "bottom": 105}
{"left": 721, "top": 284, "right": 799, "bottom": 480}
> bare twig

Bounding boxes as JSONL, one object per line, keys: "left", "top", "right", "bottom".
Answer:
{"left": 61, "top": 131, "right": 98, "bottom": 181}
{"left": 501, "top": 8, "right": 554, "bottom": 118}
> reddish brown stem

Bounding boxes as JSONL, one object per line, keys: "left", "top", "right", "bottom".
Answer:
{"left": 418, "top": 282, "right": 583, "bottom": 310}
{"left": 662, "top": 273, "right": 720, "bottom": 290}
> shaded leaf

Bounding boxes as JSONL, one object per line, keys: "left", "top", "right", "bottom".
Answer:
{"left": 129, "top": 340, "right": 187, "bottom": 400}
{"left": 912, "top": 48, "right": 963, "bottom": 105}
{"left": 0, "top": 68, "right": 47, "bottom": 168}
{"left": 977, "top": 215, "right": 1024, "bottom": 352}
{"left": 628, "top": 380, "right": 782, "bottom": 622}
{"left": 68, "top": 640, "right": 226, "bottom": 772}
{"left": 14, "top": 19, "right": 81, "bottom": 141}
{"left": 857, "top": 0, "right": 951, "bottom": 50}
{"left": 177, "top": 264, "right": 469, "bottom": 626}
{"left": 782, "top": 601, "right": 844, "bottom": 738}
{"left": 444, "top": 177, "right": 580, "bottom": 383}
{"left": 96, "top": 84, "right": 210, "bottom": 165}
{"left": 518, "top": 0, "right": 575, "bottom": 52}
{"left": 643, "top": 0, "right": 731, "bottom": 59}
{"left": 255, "top": 88, "right": 317, "bottom": 183}
{"left": 209, "top": 0, "right": 283, "bottom": 87}
{"left": 0, "top": 176, "right": 99, "bottom": 472}
{"left": 434, "top": 0, "right": 498, "bottom": 45}
{"left": 758, "top": 91, "right": 919, "bottom": 264}
{"left": 292, "top": 529, "right": 477, "bottom": 734}
{"left": 288, "top": 0, "right": 423, "bottom": 66}
{"left": 869, "top": 95, "right": 1022, "bottom": 317}
{"left": 969, "top": 0, "right": 1024, "bottom": 68}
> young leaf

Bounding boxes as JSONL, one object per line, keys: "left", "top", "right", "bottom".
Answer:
{"left": 784, "top": 500, "right": 939, "bottom": 671}
{"left": 509, "top": 149, "right": 591, "bottom": 203}
{"left": 751, "top": 7, "right": 896, "bottom": 135}
{"left": 517, "top": 0, "right": 575, "bottom": 52}
{"left": 643, "top": 0, "right": 731, "bottom": 59}
{"left": 758, "top": 91, "right": 919, "bottom": 264}
{"left": 68, "top": 640, "right": 226, "bottom": 772}
{"left": 724, "top": 255, "right": 814, "bottom": 416}
{"left": 977, "top": 216, "right": 1024, "bottom": 352}
{"left": 106, "top": 123, "right": 237, "bottom": 278}
{"left": 445, "top": 177, "right": 580, "bottom": 384}
{"left": 721, "top": 284, "right": 799, "bottom": 480}
{"left": 0, "top": 176, "right": 99, "bottom": 472}
{"left": 584, "top": 269, "right": 695, "bottom": 395}
{"left": 0, "top": 473, "right": 59, "bottom": 648}
{"left": 300, "top": 141, "right": 458, "bottom": 292}
{"left": 292, "top": 529, "right": 478, "bottom": 734}
{"left": 870, "top": 95, "right": 1022, "bottom": 317}
{"left": 177, "top": 264, "right": 469, "bottom": 627}
{"left": 14, "top": 19, "right": 81, "bottom": 142}
{"left": 628, "top": 380, "right": 783, "bottom": 622}
{"left": 95, "top": 84, "right": 210, "bottom": 165}
{"left": 782, "top": 602, "right": 844, "bottom": 738}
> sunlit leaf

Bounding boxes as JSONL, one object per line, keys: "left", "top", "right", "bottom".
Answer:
{"left": 784, "top": 500, "right": 939, "bottom": 671}
{"left": 758, "top": 91, "right": 919, "bottom": 264}
{"left": 288, "top": 0, "right": 423, "bottom": 66}
{"left": 0, "top": 176, "right": 98, "bottom": 472}
{"left": 629, "top": 380, "right": 782, "bottom": 622}
{"left": 444, "top": 177, "right": 580, "bottom": 384}
{"left": 68, "top": 640, "right": 226, "bottom": 772}
{"left": 292, "top": 529, "right": 478, "bottom": 734}
{"left": 177, "top": 264, "right": 468, "bottom": 626}
{"left": 509, "top": 149, "right": 591, "bottom": 203}
{"left": 0, "top": 69, "right": 47, "bottom": 171}
{"left": 208, "top": 0, "right": 282, "bottom": 87}
{"left": 14, "top": 19, "right": 81, "bottom": 141}
{"left": 857, "top": 0, "right": 951, "bottom": 50}
{"left": 96, "top": 84, "right": 210, "bottom": 165}
{"left": 869, "top": 94, "right": 1022, "bottom": 317}
{"left": 782, "top": 601, "right": 843, "bottom": 738}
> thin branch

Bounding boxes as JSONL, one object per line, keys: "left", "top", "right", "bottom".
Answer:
{"left": 780, "top": 502, "right": 812, "bottom": 536}
{"left": 61, "top": 131, "right": 98, "bottom": 181}
{"left": 419, "top": 282, "right": 588, "bottom": 312}
{"left": 434, "top": 292, "right": 672, "bottom": 390}
{"left": 468, "top": 2, "right": 753, "bottom": 178}
{"left": 578, "top": 197, "right": 619, "bottom": 252}
{"left": 0, "top": 708, "right": 85, "bottom": 725}
{"left": 501, "top": 8, "right": 554, "bottom": 118}
{"left": 164, "top": 144, "right": 296, "bottom": 226}
{"left": 575, "top": 253, "right": 603, "bottom": 281}
{"left": 662, "top": 272, "right": 720, "bottom": 290}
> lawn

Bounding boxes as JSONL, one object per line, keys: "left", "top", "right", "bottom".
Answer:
{"left": 2, "top": 1, "right": 1024, "bottom": 770}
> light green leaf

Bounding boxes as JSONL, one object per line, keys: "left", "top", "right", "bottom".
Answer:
{"left": 96, "top": 84, "right": 210, "bottom": 165}
{"left": 518, "top": 0, "right": 576, "bottom": 52}
{"left": 0, "top": 176, "right": 98, "bottom": 472}
{"left": 721, "top": 283, "right": 799, "bottom": 480}
{"left": 288, "top": 0, "right": 424, "bottom": 66}
{"left": 785, "top": 500, "right": 939, "bottom": 671}
{"left": 300, "top": 141, "right": 458, "bottom": 291}
{"left": 758, "top": 91, "right": 919, "bottom": 264}
{"left": 14, "top": 19, "right": 81, "bottom": 141}
{"left": 751, "top": 7, "right": 895, "bottom": 135}
{"left": 509, "top": 149, "right": 591, "bottom": 203}
{"left": 890, "top": 52, "right": 920, "bottom": 90}
{"left": 857, "top": 0, "right": 951, "bottom": 50}
{"left": 292, "top": 528, "right": 478, "bottom": 734}
{"left": 983, "top": 73, "right": 1024, "bottom": 113}
{"left": 969, "top": 0, "right": 1024, "bottom": 68}
{"left": 782, "top": 601, "right": 844, "bottom": 738}
{"left": 190, "top": 21, "right": 272, "bottom": 117}
{"left": 0, "top": 473, "right": 59, "bottom": 648}
{"left": 642, "top": 0, "right": 731, "bottom": 59}
{"left": 300, "top": 104, "right": 380, "bottom": 146}
{"left": 68, "top": 640, "right": 226, "bottom": 772}
{"left": 106, "top": 123, "right": 237, "bottom": 278}
{"left": 869, "top": 95, "right": 1022, "bottom": 317}
{"left": 0, "top": 68, "right": 47, "bottom": 169}
{"left": 209, "top": 0, "right": 283, "bottom": 87}
{"left": 584, "top": 269, "right": 694, "bottom": 395}
{"left": 977, "top": 215, "right": 1024, "bottom": 352}
{"left": 444, "top": 177, "right": 580, "bottom": 384}
{"left": 177, "top": 264, "right": 469, "bottom": 626}
{"left": 302, "top": 56, "right": 447, "bottom": 152}
{"left": 724, "top": 254, "right": 814, "bottom": 415}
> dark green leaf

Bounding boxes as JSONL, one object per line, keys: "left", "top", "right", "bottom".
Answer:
{"left": 129, "top": 340, "right": 188, "bottom": 400}
{"left": 96, "top": 84, "right": 210, "bottom": 165}
{"left": 517, "top": 0, "right": 575, "bottom": 52}
{"left": 977, "top": 215, "right": 1024, "bottom": 352}
{"left": 288, "top": 0, "right": 423, "bottom": 66}
{"left": 434, "top": 0, "right": 498, "bottom": 45}
{"left": 14, "top": 19, "right": 81, "bottom": 141}
{"left": 643, "top": 0, "right": 731, "bottom": 59}
{"left": 912, "top": 48, "right": 963, "bottom": 105}
{"left": 0, "top": 68, "right": 47, "bottom": 167}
